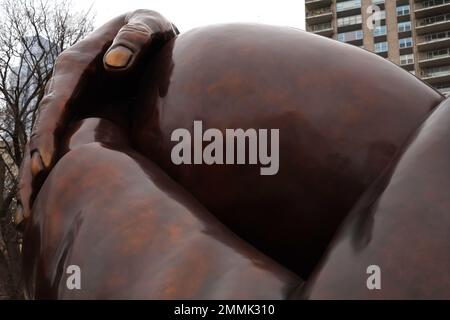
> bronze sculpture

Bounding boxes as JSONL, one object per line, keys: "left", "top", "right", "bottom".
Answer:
{"left": 16, "top": 10, "right": 450, "bottom": 299}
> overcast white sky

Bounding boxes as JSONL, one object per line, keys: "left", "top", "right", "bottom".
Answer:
{"left": 74, "top": 0, "right": 306, "bottom": 32}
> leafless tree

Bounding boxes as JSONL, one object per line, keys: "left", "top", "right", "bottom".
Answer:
{"left": 0, "top": 0, "right": 94, "bottom": 299}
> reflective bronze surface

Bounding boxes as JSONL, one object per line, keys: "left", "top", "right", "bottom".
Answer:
{"left": 21, "top": 22, "right": 450, "bottom": 299}
{"left": 132, "top": 24, "right": 443, "bottom": 279}
{"left": 297, "top": 98, "right": 450, "bottom": 299}
{"left": 23, "top": 118, "right": 301, "bottom": 299}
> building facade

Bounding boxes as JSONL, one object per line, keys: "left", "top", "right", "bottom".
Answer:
{"left": 305, "top": 0, "right": 450, "bottom": 95}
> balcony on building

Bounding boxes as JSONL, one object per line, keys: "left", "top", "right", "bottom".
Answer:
{"left": 417, "top": 30, "right": 450, "bottom": 50}
{"left": 421, "top": 65, "right": 450, "bottom": 84}
{"left": 305, "top": 0, "right": 332, "bottom": 10}
{"left": 306, "top": 7, "right": 333, "bottom": 25}
{"left": 415, "top": 12, "right": 450, "bottom": 35}
{"left": 419, "top": 47, "right": 450, "bottom": 67}
{"left": 434, "top": 82, "right": 450, "bottom": 95}
{"left": 310, "top": 22, "right": 334, "bottom": 37}
{"left": 414, "top": 0, "right": 450, "bottom": 19}
{"left": 336, "top": 0, "right": 362, "bottom": 18}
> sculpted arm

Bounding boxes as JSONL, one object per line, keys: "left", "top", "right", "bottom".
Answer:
{"left": 16, "top": 10, "right": 178, "bottom": 226}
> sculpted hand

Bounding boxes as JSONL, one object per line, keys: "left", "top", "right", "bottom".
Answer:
{"left": 15, "top": 10, "right": 178, "bottom": 228}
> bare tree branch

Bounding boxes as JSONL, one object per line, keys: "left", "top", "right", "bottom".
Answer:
{"left": 0, "top": 0, "right": 94, "bottom": 299}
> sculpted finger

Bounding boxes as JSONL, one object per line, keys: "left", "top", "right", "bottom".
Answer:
{"left": 16, "top": 144, "right": 32, "bottom": 226}
{"left": 28, "top": 14, "right": 128, "bottom": 177}
{"left": 104, "top": 9, "right": 177, "bottom": 71}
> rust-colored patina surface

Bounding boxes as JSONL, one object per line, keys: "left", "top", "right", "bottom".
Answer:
{"left": 18, "top": 14, "right": 450, "bottom": 299}
{"left": 23, "top": 118, "right": 300, "bottom": 299}
{"left": 132, "top": 24, "right": 444, "bottom": 281}
{"left": 297, "top": 98, "right": 450, "bottom": 299}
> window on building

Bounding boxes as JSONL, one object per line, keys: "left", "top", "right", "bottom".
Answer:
{"left": 337, "top": 14, "right": 362, "bottom": 27}
{"left": 425, "top": 31, "right": 450, "bottom": 42}
{"left": 338, "top": 30, "right": 364, "bottom": 42}
{"left": 373, "top": 25, "right": 387, "bottom": 36}
{"left": 399, "top": 37, "right": 413, "bottom": 48}
{"left": 426, "top": 48, "right": 450, "bottom": 59}
{"left": 400, "top": 54, "right": 414, "bottom": 65}
{"left": 435, "top": 83, "right": 450, "bottom": 95}
{"left": 336, "top": 0, "right": 361, "bottom": 12}
{"left": 420, "top": 13, "right": 450, "bottom": 26}
{"left": 423, "top": 65, "right": 450, "bottom": 77}
{"left": 374, "top": 41, "right": 388, "bottom": 53}
{"left": 422, "top": 0, "right": 450, "bottom": 9}
{"left": 398, "top": 21, "right": 411, "bottom": 32}
{"left": 396, "top": 5, "right": 410, "bottom": 16}
{"left": 307, "top": 7, "right": 332, "bottom": 17}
